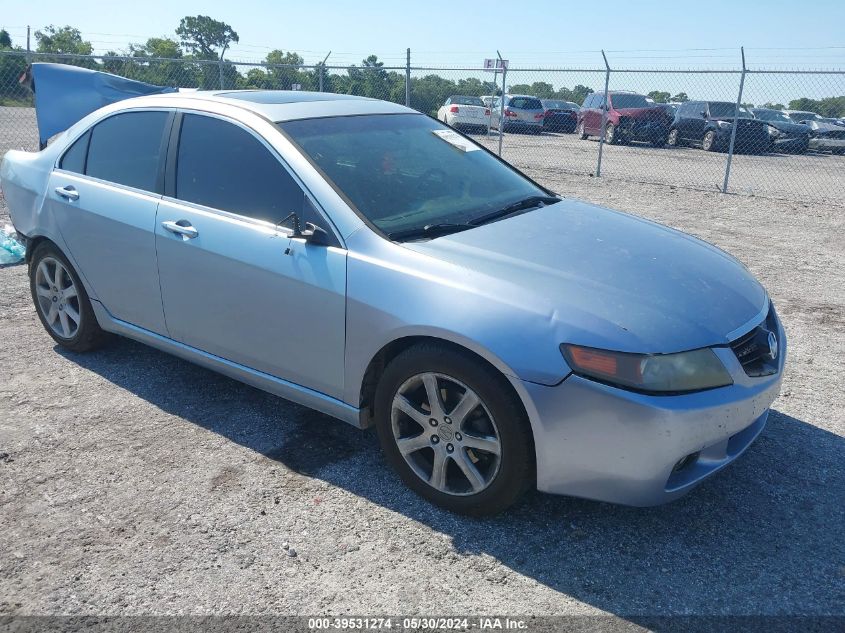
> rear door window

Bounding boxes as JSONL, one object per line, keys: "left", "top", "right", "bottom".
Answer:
{"left": 59, "top": 131, "right": 90, "bottom": 174}
{"left": 174, "top": 113, "right": 304, "bottom": 224}
{"left": 85, "top": 111, "right": 169, "bottom": 192}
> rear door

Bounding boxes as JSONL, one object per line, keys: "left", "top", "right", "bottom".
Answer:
{"left": 46, "top": 109, "right": 172, "bottom": 334}
{"left": 155, "top": 112, "right": 347, "bottom": 398}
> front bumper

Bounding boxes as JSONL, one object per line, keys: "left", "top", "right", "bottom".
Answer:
{"left": 522, "top": 316, "right": 786, "bottom": 506}
{"left": 617, "top": 119, "right": 668, "bottom": 142}
{"left": 809, "top": 137, "right": 845, "bottom": 151}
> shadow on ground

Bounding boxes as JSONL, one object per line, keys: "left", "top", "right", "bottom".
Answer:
{"left": 61, "top": 337, "right": 845, "bottom": 619}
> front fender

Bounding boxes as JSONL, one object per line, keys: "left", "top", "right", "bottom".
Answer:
{"left": 342, "top": 230, "right": 572, "bottom": 407}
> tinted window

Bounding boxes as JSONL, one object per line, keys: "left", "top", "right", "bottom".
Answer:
{"left": 509, "top": 97, "right": 543, "bottom": 110}
{"left": 450, "top": 95, "right": 484, "bottom": 106}
{"left": 59, "top": 131, "right": 90, "bottom": 173}
{"left": 708, "top": 102, "right": 752, "bottom": 119}
{"left": 609, "top": 93, "right": 650, "bottom": 109}
{"left": 86, "top": 112, "right": 168, "bottom": 191}
{"left": 281, "top": 114, "right": 546, "bottom": 237}
{"left": 176, "top": 114, "right": 303, "bottom": 223}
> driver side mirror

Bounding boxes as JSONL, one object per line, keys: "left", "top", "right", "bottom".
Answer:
{"left": 700, "top": 110, "right": 707, "bottom": 118}
{"left": 298, "top": 221, "right": 330, "bottom": 246}
{"left": 280, "top": 211, "right": 331, "bottom": 246}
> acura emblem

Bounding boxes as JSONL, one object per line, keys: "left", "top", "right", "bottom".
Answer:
{"left": 767, "top": 331, "right": 778, "bottom": 360}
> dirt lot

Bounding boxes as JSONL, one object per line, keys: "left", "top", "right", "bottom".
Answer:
{"left": 1, "top": 112, "right": 844, "bottom": 622}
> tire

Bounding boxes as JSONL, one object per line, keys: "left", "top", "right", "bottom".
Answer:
{"left": 29, "top": 241, "right": 109, "bottom": 353}
{"left": 374, "top": 343, "right": 534, "bottom": 516}
{"left": 702, "top": 130, "right": 717, "bottom": 151}
{"left": 667, "top": 128, "right": 681, "bottom": 147}
{"left": 576, "top": 120, "right": 587, "bottom": 140}
{"left": 604, "top": 122, "right": 618, "bottom": 145}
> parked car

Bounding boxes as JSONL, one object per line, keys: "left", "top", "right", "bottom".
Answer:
{"left": 1, "top": 90, "right": 785, "bottom": 515}
{"left": 783, "top": 110, "right": 845, "bottom": 153}
{"left": 668, "top": 101, "right": 770, "bottom": 153}
{"left": 577, "top": 91, "right": 671, "bottom": 146}
{"left": 750, "top": 108, "right": 810, "bottom": 154}
{"left": 437, "top": 95, "right": 491, "bottom": 134}
{"left": 540, "top": 99, "right": 579, "bottom": 133}
{"left": 489, "top": 95, "right": 545, "bottom": 134}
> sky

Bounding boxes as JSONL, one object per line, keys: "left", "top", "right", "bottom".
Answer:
{"left": 3, "top": 0, "right": 843, "bottom": 103}
{"left": 4, "top": 0, "right": 844, "bottom": 68}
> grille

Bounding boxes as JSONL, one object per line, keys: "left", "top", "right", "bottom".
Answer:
{"left": 729, "top": 304, "right": 780, "bottom": 377}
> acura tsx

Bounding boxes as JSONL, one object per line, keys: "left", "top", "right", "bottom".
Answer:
{"left": 0, "top": 90, "right": 785, "bottom": 515}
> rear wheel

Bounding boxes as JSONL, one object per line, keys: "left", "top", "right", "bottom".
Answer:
{"left": 374, "top": 343, "right": 533, "bottom": 516}
{"left": 29, "top": 241, "right": 109, "bottom": 352}
{"left": 702, "top": 130, "right": 717, "bottom": 151}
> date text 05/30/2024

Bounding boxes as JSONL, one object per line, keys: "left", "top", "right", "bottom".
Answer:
{"left": 307, "top": 617, "right": 528, "bottom": 630}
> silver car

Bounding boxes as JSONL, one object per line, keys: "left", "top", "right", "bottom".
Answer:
{"left": 490, "top": 94, "right": 546, "bottom": 133}
{"left": 1, "top": 91, "right": 785, "bottom": 515}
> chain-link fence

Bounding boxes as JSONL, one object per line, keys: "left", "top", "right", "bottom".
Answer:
{"left": 1, "top": 50, "right": 843, "bottom": 206}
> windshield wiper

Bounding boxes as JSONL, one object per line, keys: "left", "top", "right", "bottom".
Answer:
{"left": 469, "top": 195, "right": 560, "bottom": 227}
{"left": 387, "top": 222, "right": 475, "bottom": 242}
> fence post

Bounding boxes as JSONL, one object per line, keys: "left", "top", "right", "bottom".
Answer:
{"left": 319, "top": 51, "right": 331, "bottom": 92}
{"left": 497, "top": 50, "right": 507, "bottom": 157}
{"left": 596, "top": 50, "right": 611, "bottom": 177}
{"left": 723, "top": 47, "right": 746, "bottom": 194}
{"left": 405, "top": 48, "right": 411, "bottom": 107}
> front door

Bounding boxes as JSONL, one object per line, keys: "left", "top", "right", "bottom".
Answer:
{"left": 155, "top": 112, "right": 347, "bottom": 398}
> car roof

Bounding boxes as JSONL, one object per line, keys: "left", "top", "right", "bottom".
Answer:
{"left": 110, "top": 89, "right": 414, "bottom": 122}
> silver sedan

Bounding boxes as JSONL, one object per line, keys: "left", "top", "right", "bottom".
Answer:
{"left": 1, "top": 90, "right": 785, "bottom": 515}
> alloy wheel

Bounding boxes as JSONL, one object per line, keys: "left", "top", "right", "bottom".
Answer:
{"left": 34, "top": 256, "right": 82, "bottom": 339}
{"left": 390, "top": 372, "right": 502, "bottom": 496}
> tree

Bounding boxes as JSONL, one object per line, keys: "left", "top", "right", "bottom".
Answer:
{"left": 176, "top": 15, "right": 238, "bottom": 60}
{"left": 35, "top": 25, "right": 93, "bottom": 55}
{"left": 0, "top": 29, "right": 11, "bottom": 48}
{"left": 761, "top": 102, "right": 784, "bottom": 110}
{"left": 670, "top": 92, "right": 689, "bottom": 103}
{"left": 129, "top": 37, "right": 196, "bottom": 87}
{"left": 788, "top": 96, "right": 845, "bottom": 118}
{"left": 647, "top": 90, "right": 671, "bottom": 103}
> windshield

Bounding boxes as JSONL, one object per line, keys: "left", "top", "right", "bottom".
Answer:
{"left": 789, "top": 111, "right": 821, "bottom": 122}
{"left": 709, "top": 103, "right": 752, "bottom": 118}
{"left": 450, "top": 95, "right": 484, "bottom": 106}
{"left": 280, "top": 114, "right": 547, "bottom": 238}
{"left": 753, "top": 109, "right": 791, "bottom": 123}
{"left": 609, "top": 94, "right": 650, "bottom": 109}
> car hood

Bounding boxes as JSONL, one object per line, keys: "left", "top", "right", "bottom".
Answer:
{"left": 762, "top": 119, "right": 809, "bottom": 134}
{"left": 804, "top": 120, "right": 842, "bottom": 132}
{"left": 404, "top": 200, "right": 767, "bottom": 354}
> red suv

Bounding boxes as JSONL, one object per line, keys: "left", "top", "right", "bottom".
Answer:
{"left": 577, "top": 91, "right": 671, "bottom": 147}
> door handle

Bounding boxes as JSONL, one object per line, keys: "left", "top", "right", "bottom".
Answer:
{"left": 161, "top": 220, "right": 199, "bottom": 239}
{"left": 55, "top": 186, "right": 79, "bottom": 201}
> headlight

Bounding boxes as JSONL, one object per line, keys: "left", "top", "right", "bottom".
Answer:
{"left": 560, "top": 344, "right": 733, "bottom": 394}
{"left": 767, "top": 125, "right": 781, "bottom": 137}
{"left": 716, "top": 120, "right": 732, "bottom": 129}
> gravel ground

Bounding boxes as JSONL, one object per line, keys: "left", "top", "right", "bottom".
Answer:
{"left": 1, "top": 124, "right": 844, "bottom": 621}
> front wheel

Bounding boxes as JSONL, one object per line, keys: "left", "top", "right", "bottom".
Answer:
{"left": 29, "top": 241, "right": 109, "bottom": 352}
{"left": 667, "top": 128, "right": 681, "bottom": 147}
{"left": 374, "top": 343, "right": 534, "bottom": 516}
{"left": 604, "top": 122, "right": 617, "bottom": 144}
{"left": 576, "top": 120, "right": 587, "bottom": 140}
{"left": 702, "top": 130, "right": 718, "bottom": 151}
